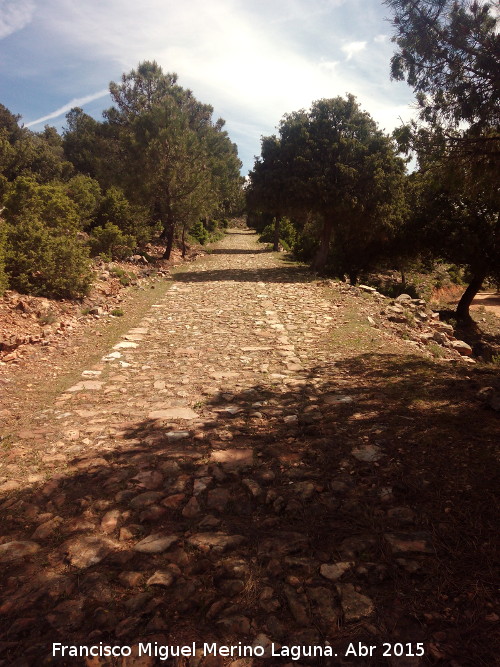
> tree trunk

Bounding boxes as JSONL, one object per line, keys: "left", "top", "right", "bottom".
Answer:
{"left": 311, "top": 219, "right": 334, "bottom": 273}
{"left": 456, "top": 272, "right": 486, "bottom": 320}
{"left": 162, "top": 222, "right": 175, "bottom": 260}
{"left": 273, "top": 217, "right": 280, "bottom": 252}
{"left": 181, "top": 222, "right": 187, "bottom": 258}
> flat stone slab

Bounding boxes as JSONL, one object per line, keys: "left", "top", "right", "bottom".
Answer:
{"left": 210, "top": 448, "right": 253, "bottom": 469}
{"left": 146, "top": 570, "right": 174, "bottom": 587}
{"left": 129, "top": 491, "right": 164, "bottom": 510}
{"left": 384, "top": 532, "right": 434, "bottom": 554}
{"left": 166, "top": 431, "right": 190, "bottom": 441}
{"left": 65, "top": 381, "right": 104, "bottom": 392}
{"left": 323, "top": 394, "right": 354, "bottom": 404}
{"left": 62, "top": 536, "right": 118, "bottom": 568}
{"left": 148, "top": 408, "right": 199, "bottom": 420}
{"left": 113, "top": 341, "right": 138, "bottom": 350}
{"left": 187, "top": 532, "right": 246, "bottom": 553}
{"left": 0, "top": 541, "right": 40, "bottom": 563}
{"left": 102, "top": 352, "right": 122, "bottom": 361}
{"left": 351, "top": 444, "right": 384, "bottom": 462}
{"left": 258, "top": 532, "right": 309, "bottom": 557}
{"left": 336, "top": 583, "right": 374, "bottom": 621}
{"left": 320, "top": 561, "right": 354, "bottom": 582}
{"left": 0, "top": 480, "right": 21, "bottom": 492}
{"left": 133, "top": 534, "right": 179, "bottom": 554}
{"left": 450, "top": 340, "right": 473, "bottom": 356}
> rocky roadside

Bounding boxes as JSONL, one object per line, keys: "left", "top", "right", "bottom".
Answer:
{"left": 0, "top": 230, "right": 498, "bottom": 666}
{"left": 0, "top": 246, "right": 208, "bottom": 366}
{"left": 327, "top": 282, "right": 475, "bottom": 361}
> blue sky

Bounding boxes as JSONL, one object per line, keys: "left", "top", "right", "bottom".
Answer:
{"left": 1, "top": 0, "right": 416, "bottom": 174}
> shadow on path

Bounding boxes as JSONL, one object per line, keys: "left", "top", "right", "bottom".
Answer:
{"left": 209, "top": 248, "right": 270, "bottom": 256}
{"left": 176, "top": 266, "right": 312, "bottom": 284}
{"left": 0, "top": 354, "right": 498, "bottom": 664}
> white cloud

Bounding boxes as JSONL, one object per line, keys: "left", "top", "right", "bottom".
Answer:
{"left": 374, "top": 34, "right": 387, "bottom": 43}
{"left": 0, "top": 0, "right": 35, "bottom": 39}
{"left": 25, "top": 89, "right": 109, "bottom": 128}
{"left": 17, "top": 0, "right": 415, "bottom": 170}
{"left": 319, "top": 60, "right": 340, "bottom": 72}
{"left": 341, "top": 41, "right": 367, "bottom": 60}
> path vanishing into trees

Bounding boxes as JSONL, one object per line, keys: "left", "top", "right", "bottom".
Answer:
{"left": 0, "top": 230, "right": 498, "bottom": 665}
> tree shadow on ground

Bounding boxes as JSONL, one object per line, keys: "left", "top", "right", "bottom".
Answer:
{"left": 0, "top": 354, "right": 498, "bottom": 665}
{"left": 209, "top": 248, "right": 270, "bottom": 255}
{"left": 176, "top": 266, "right": 312, "bottom": 284}
{"left": 440, "top": 310, "right": 500, "bottom": 360}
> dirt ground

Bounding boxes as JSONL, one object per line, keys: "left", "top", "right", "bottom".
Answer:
{"left": 0, "top": 230, "right": 498, "bottom": 666}
{"left": 471, "top": 292, "right": 500, "bottom": 318}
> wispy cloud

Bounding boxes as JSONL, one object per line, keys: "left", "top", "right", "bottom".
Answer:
{"left": 8, "top": 0, "right": 415, "bottom": 170}
{"left": 0, "top": 0, "right": 35, "bottom": 39}
{"left": 25, "top": 89, "right": 109, "bottom": 128}
{"left": 319, "top": 60, "right": 340, "bottom": 72}
{"left": 341, "top": 41, "right": 367, "bottom": 60}
{"left": 374, "top": 34, "right": 388, "bottom": 43}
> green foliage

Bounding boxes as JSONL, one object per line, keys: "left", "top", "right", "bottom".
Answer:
{"left": 189, "top": 220, "right": 209, "bottom": 245}
{"left": 63, "top": 108, "right": 122, "bottom": 189}
{"left": 249, "top": 96, "right": 406, "bottom": 277}
{"left": 104, "top": 61, "right": 243, "bottom": 259}
{"left": 408, "top": 166, "right": 499, "bottom": 286}
{"left": 96, "top": 187, "right": 151, "bottom": 245}
{"left": 386, "top": 0, "right": 499, "bottom": 136}
{"left": 89, "top": 223, "right": 136, "bottom": 260}
{"left": 66, "top": 174, "right": 102, "bottom": 230}
{"left": 428, "top": 342, "right": 446, "bottom": 359}
{"left": 1, "top": 66, "right": 244, "bottom": 297}
{"left": 109, "top": 266, "right": 136, "bottom": 286}
{"left": 3, "top": 175, "right": 80, "bottom": 230}
{"left": 3, "top": 176, "right": 92, "bottom": 298}
{"left": 5, "top": 214, "right": 91, "bottom": 298}
{"left": 259, "top": 217, "right": 296, "bottom": 249}
{"left": 386, "top": 1, "right": 499, "bottom": 319}
{"left": 447, "top": 264, "right": 465, "bottom": 286}
{"left": 110, "top": 308, "right": 124, "bottom": 316}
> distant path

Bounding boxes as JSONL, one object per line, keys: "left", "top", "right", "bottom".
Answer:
{"left": 472, "top": 291, "right": 500, "bottom": 317}
{"left": 0, "top": 229, "right": 498, "bottom": 665}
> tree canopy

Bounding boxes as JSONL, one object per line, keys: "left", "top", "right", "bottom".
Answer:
{"left": 0, "top": 62, "right": 243, "bottom": 298}
{"left": 247, "top": 95, "right": 406, "bottom": 280}
{"left": 386, "top": 0, "right": 500, "bottom": 318}
{"left": 102, "top": 61, "right": 243, "bottom": 258}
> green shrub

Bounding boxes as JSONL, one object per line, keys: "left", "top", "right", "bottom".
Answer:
{"left": 96, "top": 187, "right": 151, "bottom": 246}
{"left": 89, "top": 223, "right": 136, "bottom": 260}
{"left": 66, "top": 174, "right": 102, "bottom": 230}
{"left": 189, "top": 220, "right": 209, "bottom": 245}
{"left": 110, "top": 308, "right": 124, "bottom": 316}
{"left": 4, "top": 176, "right": 80, "bottom": 230}
{"left": 109, "top": 266, "right": 136, "bottom": 286}
{"left": 3, "top": 177, "right": 92, "bottom": 299}
{"left": 259, "top": 217, "right": 297, "bottom": 249}
{"left": 5, "top": 215, "right": 92, "bottom": 299}
{"left": 447, "top": 264, "right": 465, "bottom": 285}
